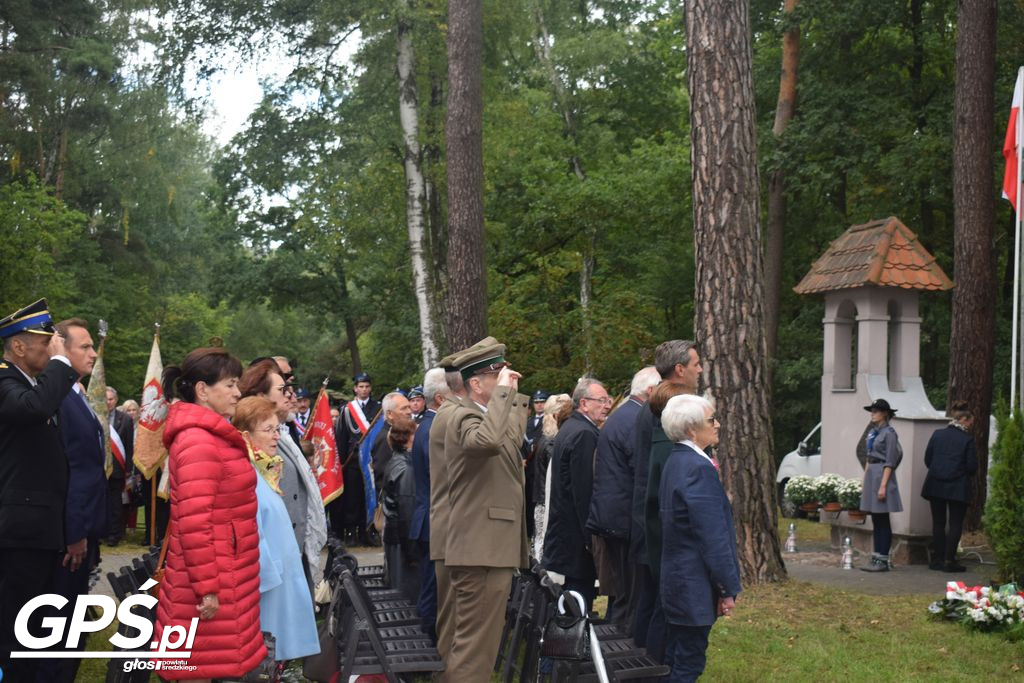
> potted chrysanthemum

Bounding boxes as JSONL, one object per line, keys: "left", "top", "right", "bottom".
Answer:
{"left": 815, "top": 473, "right": 846, "bottom": 512}
{"left": 838, "top": 478, "right": 865, "bottom": 521}
{"left": 784, "top": 475, "right": 819, "bottom": 511}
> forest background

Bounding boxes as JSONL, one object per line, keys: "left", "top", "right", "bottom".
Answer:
{"left": 2, "top": 0, "right": 1022, "bottom": 464}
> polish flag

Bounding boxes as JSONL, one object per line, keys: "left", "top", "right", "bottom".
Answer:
{"left": 1002, "top": 69, "right": 1024, "bottom": 212}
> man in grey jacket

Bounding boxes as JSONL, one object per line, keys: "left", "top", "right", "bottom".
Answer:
{"left": 274, "top": 359, "right": 328, "bottom": 598}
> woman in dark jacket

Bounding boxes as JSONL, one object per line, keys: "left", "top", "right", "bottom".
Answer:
{"left": 922, "top": 400, "right": 978, "bottom": 572}
{"left": 382, "top": 416, "right": 420, "bottom": 600}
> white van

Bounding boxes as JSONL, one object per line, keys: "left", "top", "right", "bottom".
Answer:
{"left": 776, "top": 422, "right": 822, "bottom": 517}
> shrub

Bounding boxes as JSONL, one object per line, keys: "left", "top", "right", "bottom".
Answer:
{"left": 985, "top": 408, "right": 1024, "bottom": 584}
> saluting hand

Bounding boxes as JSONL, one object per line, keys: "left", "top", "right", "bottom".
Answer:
{"left": 497, "top": 366, "right": 522, "bottom": 391}
{"left": 48, "top": 331, "right": 67, "bottom": 358}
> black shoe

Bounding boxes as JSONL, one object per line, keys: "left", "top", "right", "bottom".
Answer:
{"left": 928, "top": 561, "right": 944, "bottom": 571}
{"left": 943, "top": 562, "right": 967, "bottom": 573}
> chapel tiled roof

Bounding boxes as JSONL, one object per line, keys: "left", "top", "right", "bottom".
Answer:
{"left": 794, "top": 216, "right": 954, "bottom": 295}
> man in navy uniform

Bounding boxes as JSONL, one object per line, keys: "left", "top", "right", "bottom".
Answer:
{"left": 331, "top": 372, "right": 382, "bottom": 545}
{"left": 37, "top": 318, "right": 107, "bottom": 682}
{"left": 0, "top": 300, "right": 77, "bottom": 680}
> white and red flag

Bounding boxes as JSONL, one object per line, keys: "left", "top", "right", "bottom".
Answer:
{"left": 1003, "top": 68, "right": 1024, "bottom": 211}
{"left": 133, "top": 329, "right": 169, "bottom": 479}
{"left": 303, "top": 386, "right": 344, "bottom": 504}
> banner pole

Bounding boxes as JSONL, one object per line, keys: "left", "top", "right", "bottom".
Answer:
{"left": 1014, "top": 66, "right": 1023, "bottom": 415}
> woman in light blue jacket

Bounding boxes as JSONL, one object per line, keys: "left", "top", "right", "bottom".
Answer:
{"left": 234, "top": 396, "right": 320, "bottom": 662}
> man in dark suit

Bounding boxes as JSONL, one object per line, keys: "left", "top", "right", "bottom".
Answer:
{"left": 522, "top": 389, "right": 548, "bottom": 539}
{"left": 0, "top": 300, "right": 76, "bottom": 681}
{"left": 37, "top": 318, "right": 108, "bottom": 682}
{"left": 659, "top": 393, "right": 740, "bottom": 681}
{"left": 630, "top": 339, "right": 701, "bottom": 648}
{"left": 331, "top": 372, "right": 381, "bottom": 545}
{"left": 587, "top": 365, "right": 659, "bottom": 628}
{"left": 409, "top": 368, "right": 449, "bottom": 643}
{"left": 104, "top": 386, "right": 134, "bottom": 545}
{"left": 542, "top": 378, "right": 611, "bottom": 610}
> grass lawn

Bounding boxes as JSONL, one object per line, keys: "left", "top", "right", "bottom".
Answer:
{"left": 77, "top": 516, "right": 1020, "bottom": 682}
{"left": 703, "top": 579, "right": 1023, "bottom": 681}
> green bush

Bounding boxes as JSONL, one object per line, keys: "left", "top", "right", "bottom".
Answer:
{"left": 984, "top": 408, "right": 1024, "bottom": 584}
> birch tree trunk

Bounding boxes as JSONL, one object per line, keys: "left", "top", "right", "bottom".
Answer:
{"left": 686, "top": 0, "right": 786, "bottom": 584}
{"left": 397, "top": 1, "right": 441, "bottom": 368}
{"left": 764, "top": 0, "right": 800, "bottom": 362}
{"left": 949, "top": 0, "right": 997, "bottom": 531}
{"left": 445, "top": 0, "right": 488, "bottom": 350}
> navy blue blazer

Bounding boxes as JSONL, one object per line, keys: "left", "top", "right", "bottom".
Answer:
{"left": 58, "top": 388, "right": 108, "bottom": 544}
{"left": 409, "top": 409, "right": 435, "bottom": 542}
{"left": 660, "top": 443, "right": 741, "bottom": 627}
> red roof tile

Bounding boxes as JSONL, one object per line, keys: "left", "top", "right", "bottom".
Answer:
{"left": 794, "top": 216, "right": 954, "bottom": 294}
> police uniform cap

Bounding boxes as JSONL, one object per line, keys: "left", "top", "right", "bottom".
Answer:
{"left": 0, "top": 299, "right": 56, "bottom": 339}
{"left": 353, "top": 372, "right": 372, "bottom": 384}
{"left": 532, "top": 390, "right": 550, "bottom": 403}
{"left": 408, "top": 386, "right": 425, "bottom": 400}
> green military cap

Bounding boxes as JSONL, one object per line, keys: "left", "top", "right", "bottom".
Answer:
{"left": 452, "top": 336, "right": 508, "bottom": 381}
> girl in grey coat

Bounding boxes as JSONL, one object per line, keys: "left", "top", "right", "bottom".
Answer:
{"left": 859, "top": 399, "right": 903, "bottom": 572}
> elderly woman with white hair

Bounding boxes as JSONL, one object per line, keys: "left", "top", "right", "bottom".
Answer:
{"left": 659, "top": 394, "right": 741, "bottom": 682}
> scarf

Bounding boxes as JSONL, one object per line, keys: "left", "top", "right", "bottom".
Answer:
{"left": 243, "top": 432, "right": 285, "bottom": 494}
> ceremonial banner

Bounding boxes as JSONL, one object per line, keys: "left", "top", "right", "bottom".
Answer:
{"left": 1004, "top": 68, "right": 1024, "bottom": 212}
{"left": 86, "top": 321, "right": 113, "bottom": 478}
{"left": 358, "top": 414, "right": 385, "bottom": 527}
{"left": 134, "top": 329, "right": 169, "bottom": 479}
{"left": 302, "top": 387, "right": 344, "bottom": 505}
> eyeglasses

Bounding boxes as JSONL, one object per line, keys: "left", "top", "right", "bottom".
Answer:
{"left": 254, "top": 426, "right": 280, "bottom": 435}
{"left": 706, "top": 415, "right": 720, "bottom": 425}
{"left": 583, "top": 395, "right": 612, "bottom": 405}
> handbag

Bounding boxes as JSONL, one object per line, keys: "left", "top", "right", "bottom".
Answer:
{"left": 540, "top": 591, "right": 591, "bottom": 661}
{"left": 240, "top": 631, "right": 280, "bottom": 682}
{"left": 303, "top": 589, "right": 340, "bottom": 682}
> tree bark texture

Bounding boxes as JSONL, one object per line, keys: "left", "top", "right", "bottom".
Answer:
{"left": 686, "top": 0, "right": 786, "bottom": 584}
{"left": 764, "top": 0, "right": 800, "bottom": 363}
{"left": 445, "top": 0, "right": 488, "bottom": 351}
{"left": 949, "top": 0, "right": 997, "bottom": 531}
{"left": 397, "top": 2, "right": 442, "bottom": 369}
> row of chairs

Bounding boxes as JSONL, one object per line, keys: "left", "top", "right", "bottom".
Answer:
{"left": 104, "top": 548, "right": 162, "bottom": 683}
{"left": 494, "top": 565, "right": 670, "bottom": 682}
{"left": 315, "top": 537, "right": 445, "bottom": 681}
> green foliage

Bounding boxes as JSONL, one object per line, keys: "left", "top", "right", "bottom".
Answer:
{"left": 0, "top": 176, "right": 87, "bottom": 315}
{"left": 985, "top": 406, "right": 1024, "bottom": 583}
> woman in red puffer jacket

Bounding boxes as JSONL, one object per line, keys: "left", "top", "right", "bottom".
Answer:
{"left": 155, "top": 347, "right": 265, "bottom": 681}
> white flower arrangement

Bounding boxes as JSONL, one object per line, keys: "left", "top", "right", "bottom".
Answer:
{"left": 813, "top": 473, "right": 846, "bottom": 504}
{"left": 784, "top": 475, "right": 818, "bottom": 506}
{"left": 837, "top": 478, "right": 863, "bottom": 509}
{"left": 930, "top": 581, "right": 1024, "bottom": 634}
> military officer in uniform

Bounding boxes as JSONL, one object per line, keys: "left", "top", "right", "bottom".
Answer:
{"left": 0, "top": 300, "right": 77, "bottom": 680}
{"left": 427, "top": 349, "right": 471, "bottom": 670}
{"left": 441, "top": 338, "right": 531, "bottom": 681}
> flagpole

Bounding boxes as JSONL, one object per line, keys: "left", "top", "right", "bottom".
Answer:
{"left": 1014, "top": 66, "right": 1023, "bottom": 415}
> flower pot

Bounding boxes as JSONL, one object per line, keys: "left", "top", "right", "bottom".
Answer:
{"left": 823, "top": 502, "right": 843, "bottom": 512}
{"left": 847, "top": 510, "right": 867, "bottom": 522}
{"left": 799, "top": 502, "right": 820, "bottom": 512}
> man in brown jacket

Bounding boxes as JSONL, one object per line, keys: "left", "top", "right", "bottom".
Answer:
{"left": 440, "top": 338, "right": 530, "bottom": 681}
